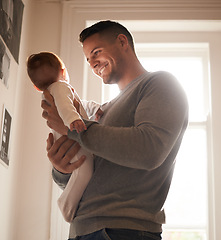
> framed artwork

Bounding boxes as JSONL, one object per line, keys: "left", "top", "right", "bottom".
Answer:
{"left": 0, "top": 37, "right": 10, "bottom": 88}
{"left": 0, "top": 0, "right": 24, "bottom": 63}
{"left": 0, "top": 106, "right": 12, "bottom": 166}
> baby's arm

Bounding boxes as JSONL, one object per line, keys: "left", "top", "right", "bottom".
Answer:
{"left": 49, "top": 82, "right": 84, "bottom": 131}
{"left": 70, "top": 119, "right": 87, "bottom": 133}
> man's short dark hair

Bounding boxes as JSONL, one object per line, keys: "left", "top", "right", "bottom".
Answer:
{"left": 79, "top": 20, "right": 135, "bottom": 51}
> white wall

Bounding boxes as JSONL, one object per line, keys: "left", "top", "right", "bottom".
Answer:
{"left": 0, "top": 34, "right": 20, "bottom": 240}
{"left": 0, "top": 0, "right": 62, "bottom": 239}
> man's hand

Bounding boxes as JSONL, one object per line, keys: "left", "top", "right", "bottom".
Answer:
{"left": 42, "top": 90, "right": 69, "bottom": 135}
{"left": 47, "top": 133, "right": 86, "bottom": 173}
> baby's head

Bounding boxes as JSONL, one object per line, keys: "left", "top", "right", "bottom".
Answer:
{"left": 27, "top": 52, "right": 66, "bottom": 91}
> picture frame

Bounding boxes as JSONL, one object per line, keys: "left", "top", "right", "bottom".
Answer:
{"left": 0, "top": 0, "right": 24, "bottom": 63}
{"left": 0, "top": 106, "right": 12, "bottom": 167}
{"left": 0, "top": 37, "right": 10, "bottom": 88}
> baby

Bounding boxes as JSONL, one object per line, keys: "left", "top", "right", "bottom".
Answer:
{"left": 27, "top": 52, "right": 101, "bottom": 222}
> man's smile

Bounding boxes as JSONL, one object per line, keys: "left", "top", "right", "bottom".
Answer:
{"left": 98, "top": 62, "right": 109, "bottom": 76}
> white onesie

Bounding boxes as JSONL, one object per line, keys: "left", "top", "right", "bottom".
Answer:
{"left": 47, "top": 80, "right": 100, "bottom": 222}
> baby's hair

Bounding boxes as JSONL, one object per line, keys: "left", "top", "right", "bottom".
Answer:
{"left": 27, "top": 52, "right": 65, "bottom": 91}
{"left": 27, "top": 52, "right": 64, "bottom": 77}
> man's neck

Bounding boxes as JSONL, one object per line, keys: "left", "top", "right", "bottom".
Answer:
{"left": 117, "top": 65, "right": 146, "bottom": 90}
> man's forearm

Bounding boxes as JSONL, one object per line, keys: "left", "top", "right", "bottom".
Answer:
{"left": 68, "top": 116, "right": 187, "bottom": 170}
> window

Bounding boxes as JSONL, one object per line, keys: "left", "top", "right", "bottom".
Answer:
{"left": 104, "top": 43, "right": 210, "bottom": 240}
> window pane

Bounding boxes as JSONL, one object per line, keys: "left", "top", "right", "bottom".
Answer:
{"left": 163, "top": 230, "right": 207, "bottom": 240}
{"left": 164, "top": 128, "right": 207, "bottom": 228}
{"left": 106, "top": 56, "right": 208, "bottom": 122}
{"left": 139, "top": 57, "right": 207, "bottom": 122}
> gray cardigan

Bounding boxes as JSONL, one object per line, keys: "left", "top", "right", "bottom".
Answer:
{"left": 52, "top": 71, "right": 189, "bottom": 238}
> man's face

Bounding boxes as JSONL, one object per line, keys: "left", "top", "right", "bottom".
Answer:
{"left": 82, "top": 33, "right": 124, "bottom": 85}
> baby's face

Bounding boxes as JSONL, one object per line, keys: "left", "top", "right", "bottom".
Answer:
{"left": 32, "top": 65, "right": 58, "bottom": 90}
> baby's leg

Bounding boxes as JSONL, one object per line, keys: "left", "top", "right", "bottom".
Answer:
{"left": 57, "top": 149, "right": 93, "bottom": 222}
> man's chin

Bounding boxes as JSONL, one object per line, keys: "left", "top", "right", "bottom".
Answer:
{"left": 102, "top": 77, "right": 116, "bottom": 85}
{"left": 102, "top": 78, "right": 110, "bottom": 84}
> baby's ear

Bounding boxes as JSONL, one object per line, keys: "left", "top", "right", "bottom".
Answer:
{"left": 61, "top": 68, "right": 67, "bottom": 79}
{"left": 61, "top": 66, "right": 70, "bottom": 82}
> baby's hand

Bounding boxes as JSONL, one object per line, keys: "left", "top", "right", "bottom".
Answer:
{"left": 70, "top": 119, "right": 87, "bottom": 133}
{"left": 95, "top": 108, "right": 104, "bottom": 121}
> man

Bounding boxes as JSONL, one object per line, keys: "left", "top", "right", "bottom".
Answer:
{"left": 42, "top": 20, "right": 189, "bottom": 240}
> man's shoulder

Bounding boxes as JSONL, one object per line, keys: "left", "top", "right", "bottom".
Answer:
{"left": 139, "top": 70, "right": 179, "bottom": 87}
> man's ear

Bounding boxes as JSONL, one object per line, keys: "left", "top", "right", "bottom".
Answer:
{"left": 117, "top": 34, "right": 129, "bottom": 49}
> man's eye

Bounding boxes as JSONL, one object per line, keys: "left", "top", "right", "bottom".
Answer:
{"left": 94, "top": 50, "right": 101, "bottom": 56}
